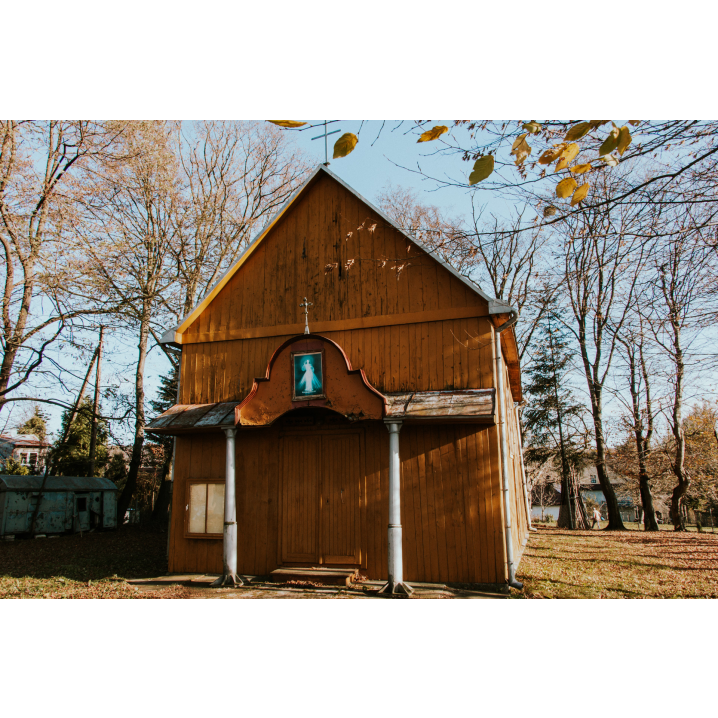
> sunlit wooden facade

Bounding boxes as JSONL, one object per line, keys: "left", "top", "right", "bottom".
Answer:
{"left": 149, "top": 165, "right": 530, "bottom": 591}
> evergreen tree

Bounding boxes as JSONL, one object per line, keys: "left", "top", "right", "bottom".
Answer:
{"left": 147, "top": 364, "right": 179, "bottom": 525}
{"left": 52, "top": 397, "right": 109, "bottom": 477}
{"left": 16, "top": 405, "right": 49, "bottom": 443}
{"left": 523, "top": 296, "right": 589, "bottom": 528}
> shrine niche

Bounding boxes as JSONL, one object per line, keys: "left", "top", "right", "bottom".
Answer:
{"left": 236, "top": 335, "right": 385, "bottom": 427}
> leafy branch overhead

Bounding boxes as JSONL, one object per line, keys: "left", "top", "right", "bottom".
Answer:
{"left": 265, "top": 120, "right": 640, "bottom": 208}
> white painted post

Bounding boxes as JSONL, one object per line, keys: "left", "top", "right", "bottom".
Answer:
{"left": 212, "top": 427, "right": 244, "bottom": 587}
{"left": 379, "top": 420, "right": 413, "bottom": 596}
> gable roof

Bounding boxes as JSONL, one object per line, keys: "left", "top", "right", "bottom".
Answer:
{"left": 162, "top": 164, "right": 517, "bottom": 345}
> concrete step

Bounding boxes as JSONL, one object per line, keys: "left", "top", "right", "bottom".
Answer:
{"left": 270, "top": 567, "right": 358, "bottom": 587}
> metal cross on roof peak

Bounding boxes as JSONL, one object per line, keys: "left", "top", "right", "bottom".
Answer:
{"left": 300, "top": 297, "right": 313, "bottom": 335}
{"left": 307, "top": 120, "right": 341, "bottom": 165}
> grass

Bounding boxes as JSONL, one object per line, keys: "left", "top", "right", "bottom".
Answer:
{"left": 516, "top": 526, "right": 718, "bottom": 598}
{"left": 4, "top": 523, "right": 717, "bottom": 599}
{"left": 0, "top": 526, "right": 188, "bottom": 599}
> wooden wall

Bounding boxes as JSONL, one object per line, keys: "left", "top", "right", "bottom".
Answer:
{"left": 179, "top": 318, "right": 496, "bottom": 404}
{"left": 168, "top": 421, "right": 510, "bottom": 586}
{"left": 501, "top": 360, "right": 530, "bottom": 563}
{"left": 182, "top": 172, "right": 487, "bottom": 342}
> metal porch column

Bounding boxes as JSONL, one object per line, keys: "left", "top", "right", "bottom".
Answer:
{"left": 211, "top": 427, "right": 246, "bottom": 587}
{"left": 378, "top": 420, "right": 413, "bottom": 597}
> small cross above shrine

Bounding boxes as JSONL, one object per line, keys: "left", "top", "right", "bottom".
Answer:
{"left": 300, "top": 297, "right": 313, "bottom": 334}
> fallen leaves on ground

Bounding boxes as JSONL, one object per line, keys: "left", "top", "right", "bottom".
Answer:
{"left": 0, "top": 526, "right": 183, "bottom": 599}
{"left": 517, "top": 526, "right": 718, "bottom": 598}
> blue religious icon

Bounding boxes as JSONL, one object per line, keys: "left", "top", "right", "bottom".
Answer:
{"left": 293, "top": 351, "right": 324, "bottom": 400}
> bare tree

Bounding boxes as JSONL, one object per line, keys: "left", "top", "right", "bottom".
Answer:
{"left": 0, "top": 121, "right": 124, "bottom": 417}
{"left": 377, "top": 185, "right": 550, "bottom": 362}
{"left": 170, "top": 121, "right": 311, "bottom": 319}
{"left": 615, "top": 313, "right": 660, "bottom": 530}
{"left": 556, "top": 173, "right": 653, "bottom": 530}
{"left": 645, "top": 228, "right": 715, "bottom": 530}
{"left": 73, "top": 121, "right": 181, "bottom": 519}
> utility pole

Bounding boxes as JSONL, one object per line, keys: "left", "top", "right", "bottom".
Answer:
{"left": 89, "top": 326, "right": 104, "bottom": 476}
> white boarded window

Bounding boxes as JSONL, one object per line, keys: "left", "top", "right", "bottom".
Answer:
{"left": 187, "top": 482, "right": 225, "bottom": 537}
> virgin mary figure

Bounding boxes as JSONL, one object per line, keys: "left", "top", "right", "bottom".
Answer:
{"left": 299, "top": 357, "right": 322, "bottom": 395}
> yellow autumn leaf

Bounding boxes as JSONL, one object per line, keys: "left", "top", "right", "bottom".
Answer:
{"left": 512, "top": 133, "right": 529, "bottom": 152}
{"left": 565, "top": 122, "right": 591, "bottom": 141}
{"left": 628, "top": 120, "right": 641, "bottom": 126}
{"left": 268, "top": 120, "right": 307, "bottom": 128}
{"left": 555, "top": 143, "right": 580, "bottom": 172}
{"left": 599, "top": 126, "right": 620, "bottom": 156}
{"left": 571, "top": 182, "right": 590, "bottom": 206}
{"left": 333, "top": 133, "right": 359, "bottom": 159}
{"left": 539, "top": 146, "right": 564, "bottom": 165}
{"left": 417, "top": 125, "right": 449, "bottom": 143}
{"left": 617, "top": 126, "right": 632, "bottom": 155}
{"left": 469, "top": 155, "right": 494, "bottom": 185}
{"left": 571, "top": 163, "right": 592, "bottom": 174}
{"left": 556, "top": 177, "right": 578, "bottom": 199}
{"left": 601, "top": 154, "right": 619, "bottom": 167}
{"left": 510, "top": 134, "right": 532, "bottom": 165}
{"left": 522, "top": 121, "right": 541, "bottom": 134}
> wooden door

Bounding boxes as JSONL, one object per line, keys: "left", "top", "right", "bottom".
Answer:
{"left": 280, "top": 435, "right": 321, "bottom": 563}
{"left": 280, "top": 431, "right": 361, "bottom": 566}
{"left": 321, "top": 434, "right": 361, "bottom": 565}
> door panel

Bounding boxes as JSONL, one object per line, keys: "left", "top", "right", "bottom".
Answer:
{"left": 321, "top": 434, "right": 361, "bottom": 565}
{"left": 280, "top": 435, "right": 321, "bottom": 563}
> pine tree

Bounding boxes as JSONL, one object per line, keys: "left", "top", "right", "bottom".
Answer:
{"left": 523, "top": 296, "right": 589, "bottom": 529}
{"left": 16, "top": 405, "right": 49, "bottom": 443}
{"left": 52, "top": 397, "right": 109, "bottom": 477}
{"left": 147, "top": 364, "right": 179, "bottom": 525}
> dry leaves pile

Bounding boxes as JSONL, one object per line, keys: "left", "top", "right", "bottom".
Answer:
{"left": 517, "top": 527, "right": 718, "bottom": 599}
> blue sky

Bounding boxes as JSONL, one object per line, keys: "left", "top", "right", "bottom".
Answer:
{"left": 286, "top": 120, "right": 487, "bottom": 216}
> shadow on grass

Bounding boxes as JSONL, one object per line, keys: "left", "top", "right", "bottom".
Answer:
{"left": 0, "top": 525, "right": 168, "bottom": 582}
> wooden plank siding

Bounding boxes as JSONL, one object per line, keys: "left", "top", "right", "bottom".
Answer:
{"left": 182, "top": 173, "right": 487, "bottom": 342}
{"left": 178, "top": 317, "right": 495, "bottom": 405}
{"left": 169, "top": 421, "right": 508, "bottom": 585}
{"left": 501, "top": 360, "right": 530, "bottom": 565}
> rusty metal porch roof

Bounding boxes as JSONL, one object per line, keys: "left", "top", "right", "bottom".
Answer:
{"left": 146, "top": 390, "right": 495, "bottom": 435}
{"left": 384, "top": 389, "right": 495, "bottom": 420}
{"left": 145, "top": 402, "right": 240, "bottom": 435}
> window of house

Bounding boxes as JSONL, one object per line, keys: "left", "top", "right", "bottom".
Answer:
{"left": 186, "top": 481, "right": 225, "bottom": 538}
{"left": 77, "top": 497, "right": 87, "bottom": 512}
{"left": 20, "top": 453, "right": 28, "bottom": 465}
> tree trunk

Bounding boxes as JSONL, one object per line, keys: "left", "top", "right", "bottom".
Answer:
{"left": 591, "top": 388, "right": 625, "bottom": 530}
{"left": 151, "top": 450, "right": 173, "bottom": 527}
{"left": 117, "top": 313, "right": 150, "bottom": 521}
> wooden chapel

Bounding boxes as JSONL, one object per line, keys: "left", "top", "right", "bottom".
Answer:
{"left": 147, "top": 164, "right": 531, "bottom": 594}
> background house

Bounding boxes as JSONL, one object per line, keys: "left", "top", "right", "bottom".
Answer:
{"left": 0, "top": 430, "right": 51, "bottom": 473}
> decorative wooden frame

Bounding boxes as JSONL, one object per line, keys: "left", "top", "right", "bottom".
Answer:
{"left": 291, "top": 349, "right": 326, "bottom": 402}
{"left": 184, "top": 478, "right": 225, "bottom": 540}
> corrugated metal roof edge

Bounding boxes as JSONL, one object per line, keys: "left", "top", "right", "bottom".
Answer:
{"left": 0, "top": 476, "right": 118, "bottom": 491}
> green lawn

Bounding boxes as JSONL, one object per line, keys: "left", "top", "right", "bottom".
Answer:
{"left": 517, "top": 526, "right": 718, "bottom": 598}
